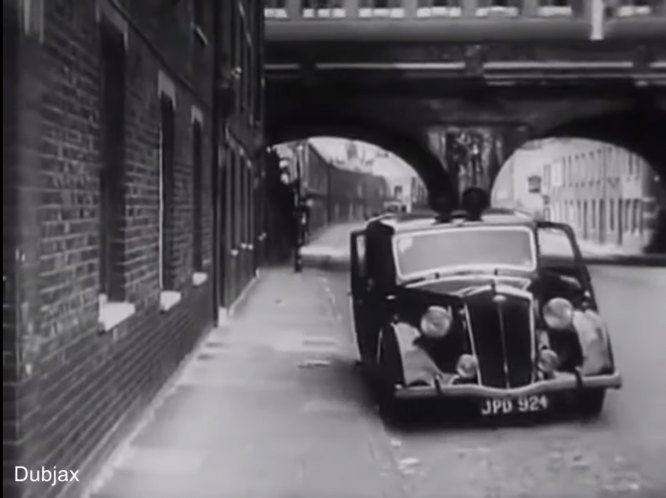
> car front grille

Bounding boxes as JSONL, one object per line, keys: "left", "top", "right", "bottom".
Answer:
{"left": 466, "top": 291, "right": 534, "bottom": 388}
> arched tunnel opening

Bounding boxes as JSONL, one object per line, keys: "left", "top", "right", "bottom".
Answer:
{"left": 492, "top": 137, "right": 666, "bottom": 256}
{"left": 262, "top": 108, "right": 666, "bottom": 259}
{"left": 261, "top": 136, "right": 431, "bottom": 264}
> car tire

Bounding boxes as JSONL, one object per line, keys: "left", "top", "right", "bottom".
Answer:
{"left": 578, "top": 389, "right": 606, "bottom": 417}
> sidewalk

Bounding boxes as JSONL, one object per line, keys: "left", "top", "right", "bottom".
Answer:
{"left": 88, "top": 267, "right": 404, "bottom": 498}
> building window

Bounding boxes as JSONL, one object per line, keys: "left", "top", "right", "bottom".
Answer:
{"left": 616, "top": 0, "right": 652, "bottom": 17}
{"left": 610, "top": 199, "right": 615, "bottom": 231}
{"left": 417, "top": 0, "right": 462, "bottom": 18}
{"left": 625, "top": 200, "right": 632, "bottom": 233}
{"left": 538, "top": 0, "right": 573, "bottom": 16}
{"left": 477, "top": 0, "right": 520, "bottom": 17}
{"left": 360, "top": 0, "right": 405, "bottom": 18}
{"left": 632, "top": 199, "right": 640, "bottom": 233}
{"left": 159, "top": 92, "right": 176, "bottom": 291}
{"left": 99, "top": 20, "right": 127, "bottom": 303}
{"left": 192, "top": 117, "right": 204, "bottom": 272}
{"left": 265, "top": 0, "right": 288, "bottom": 19}
{"left": 303, "top": 0, "right": 346, "bottom": 18}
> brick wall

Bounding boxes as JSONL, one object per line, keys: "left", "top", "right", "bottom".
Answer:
{"left": 3, "top": 2, "right": 21, "bottom": 495}
{"left": 4, "top": 1, "right": 216, "bottom": 497}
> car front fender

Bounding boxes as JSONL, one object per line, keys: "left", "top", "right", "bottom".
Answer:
{"left": 390, "top": 322, "right": 448, "bottom": 387}
{"left": 573, "top": 309, "right": 614, "bottom": 375}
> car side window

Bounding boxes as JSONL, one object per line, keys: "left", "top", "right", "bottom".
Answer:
{"left": 537, "top": 226, "right": 576, "bottom": 260}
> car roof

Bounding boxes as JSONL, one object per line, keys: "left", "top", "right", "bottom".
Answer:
{"left": 368, "top": 208, "right": 536, "bottom": 235}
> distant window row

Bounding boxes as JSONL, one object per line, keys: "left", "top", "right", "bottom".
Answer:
{"left": 543, "top": 146, "right": 645, "bottom": 190}
{"left": 265, "top": 0, "right": 660, "bottom": 19}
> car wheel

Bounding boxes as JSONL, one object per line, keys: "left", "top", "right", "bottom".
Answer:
{"left": 578, "top": 389, "right": 606, "bottom": 417}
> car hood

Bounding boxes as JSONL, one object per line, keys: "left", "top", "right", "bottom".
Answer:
{"left": 406, "top": 275, "right": 533, "bottom": 297}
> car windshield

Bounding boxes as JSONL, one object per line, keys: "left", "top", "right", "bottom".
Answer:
{"left": 393, "top": 226, "right": 536, "bottom": 279}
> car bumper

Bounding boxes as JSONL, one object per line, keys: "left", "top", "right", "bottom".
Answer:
{"left": 394, "top": 372, "right": 622, "bottom": 400}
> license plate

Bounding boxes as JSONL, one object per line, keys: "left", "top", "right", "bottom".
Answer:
{"left": 480, "top": 395, "right": 549, "bottom": 416}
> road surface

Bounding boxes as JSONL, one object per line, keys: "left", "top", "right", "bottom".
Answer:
{"left": 321, "top": 265, "right": 666, "bottom": 498}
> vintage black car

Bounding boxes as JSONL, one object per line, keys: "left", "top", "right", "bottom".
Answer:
{"left": 349, "top": 202, "right": 622, "bottom": 418}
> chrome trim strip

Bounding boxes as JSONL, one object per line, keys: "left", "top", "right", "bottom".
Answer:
{"left": 265, "top": 63, "right": 301, "bottom": 71}
{"left": 483, "top": 61, "right": 634, "bottom": 71}
{"left": 394, "top": 373, "right": 622, "bottom": 399}
{"left": 316, "top": 62, "right": 466, "bottom": 71}
{"left": 494, "top": 291, "right": 511, "bottom": 389}
{"left": 529, "top": 293, "right": 536, "bottom": 382}
{"left": 409, "top": 274, "right": 531, "bottom": 290}
{"left": 463, "top": 304, "right": 483, "bottom": 385}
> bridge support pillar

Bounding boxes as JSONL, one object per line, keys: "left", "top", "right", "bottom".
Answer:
{"left": 489, "top": 125, "right": 532, "bottom": 186}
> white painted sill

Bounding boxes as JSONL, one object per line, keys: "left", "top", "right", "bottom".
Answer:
{"left": 192, "top": 272, "right": 208, "bottom": 287}
{"left": 160, "top": 291, "right": 182, "bottom": 312}
{"left": 99, "top": 300, "right": 136, "bottom": 332}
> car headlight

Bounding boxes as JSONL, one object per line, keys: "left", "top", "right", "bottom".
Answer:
{"left": 456, "top": 354, "right": 479, "bottom": 379}
{"left": 537, "top": 348, "right": 559, "bottom": 373}
{"left": 542, "top": 297, "right": 574, "bottom": 330}
{"left": 420, "top": 306, "right": 453, "bottom": 339}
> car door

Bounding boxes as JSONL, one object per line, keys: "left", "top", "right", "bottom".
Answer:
{"left": 350, "top": 230, "right": 371, "bottom": 360}
{"left": 536, "top": 221, "right": 597, "bottom": 306}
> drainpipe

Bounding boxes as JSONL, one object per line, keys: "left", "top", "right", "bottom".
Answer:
{"left": 211, "top": 0, "right": 222, "bottom": 321}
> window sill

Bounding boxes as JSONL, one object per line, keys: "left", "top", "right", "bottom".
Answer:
{"left": 192, "top": 24, "right": 208, "bottom": 47}
{"left": 192, "top": 272, "right": 208, "bottom": 287}
{"left": 99, "top": 301, "right": 136, "bottom": 332}
{"left": 160, "top": 291, "right": 182, "bottom": 312}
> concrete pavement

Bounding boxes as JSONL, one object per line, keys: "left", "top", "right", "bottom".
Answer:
{"left": 88, "top": 267, "right": 406, "bottom": 498}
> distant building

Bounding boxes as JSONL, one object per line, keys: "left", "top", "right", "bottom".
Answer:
{"left": 541, "top": 140, "right": 659, "bottom": 251}
{"left": 492, "top": 151, "right": 545, "bottom": 218}
{"left": 273, "top": 140, "right": 389, "bottom": 230}
{"left": 411, "top": 176, "right": 429, "bottom": 210}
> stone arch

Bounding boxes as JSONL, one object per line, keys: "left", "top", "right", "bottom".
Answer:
{"left": 526, "top": 106, "right": 666, "bottom": 253}
{"left": 265, "top": 116, "right": 452, "bottom": 201}
{"left": 534, "top": 106, "right": 666, "bottom": 179}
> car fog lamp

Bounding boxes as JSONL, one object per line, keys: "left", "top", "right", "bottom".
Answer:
{"left": 456, "top": 354, "right": 479, "bottom": 379}
{"left": 537, "top": 348, "right": 559, "bottom": 374}
{"left": 420, "top": 306, "right": 453, "bottom": 339}
{"left": 542, "top": 297, "right": 574, "bottom": 330}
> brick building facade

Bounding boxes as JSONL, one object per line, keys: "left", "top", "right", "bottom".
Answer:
{"left": 274, "top": 141, "right": 388, "bottom": 236}
{"left": 3, "top": 1, "right": 264, "bottom": 497}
